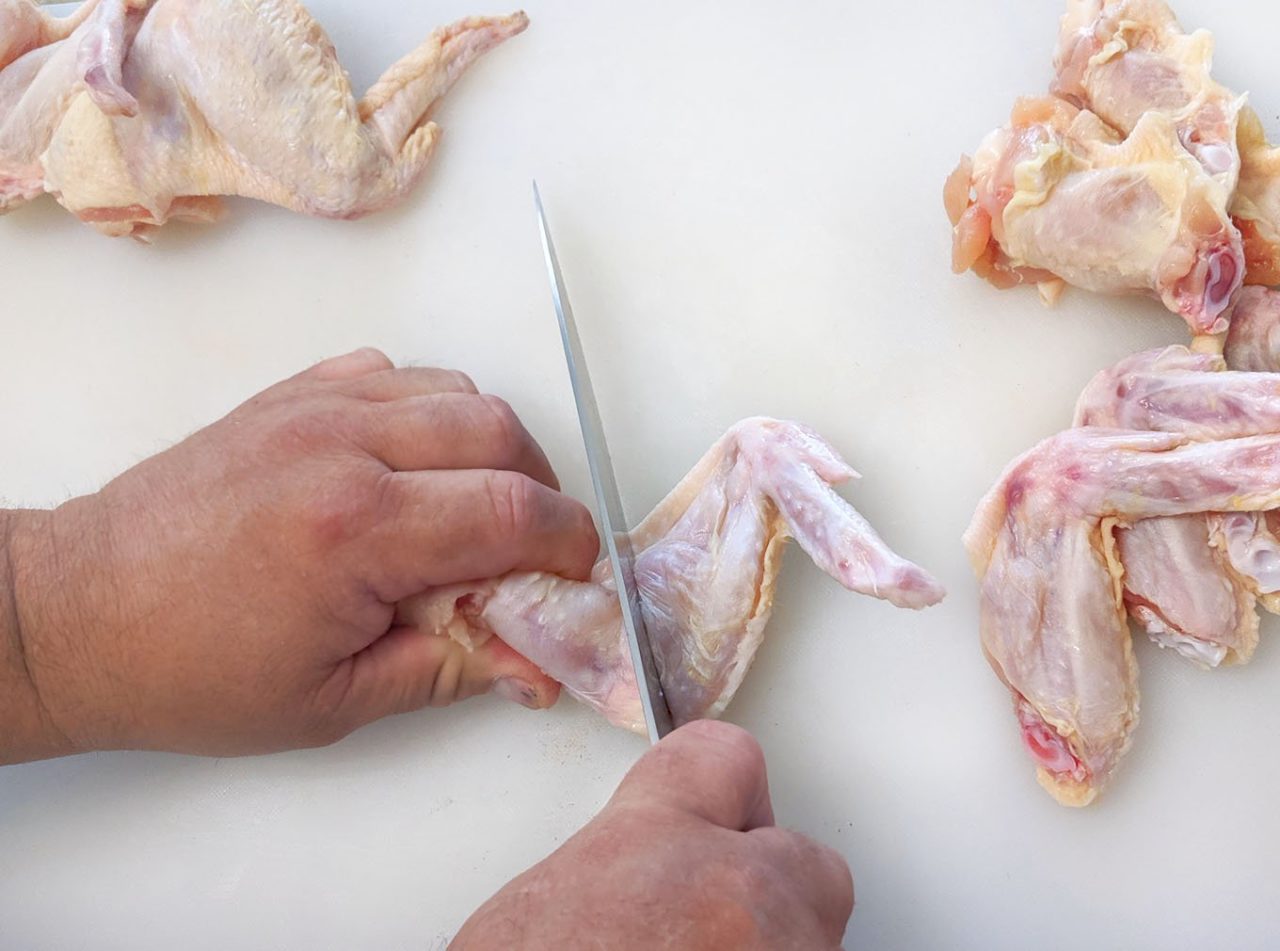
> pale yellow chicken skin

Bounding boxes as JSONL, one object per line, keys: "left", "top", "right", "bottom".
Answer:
{"left": 946, "top": 96, "right": 1241, "bottom": 334}
{"left": 0, "top": 0, "right": 526, "bottom": 237}
{"left": 1053, "top": 0, "right": 1280, "bottom": 284}
{"left": 400, "top": 419, "right": 945, "bottom": 732}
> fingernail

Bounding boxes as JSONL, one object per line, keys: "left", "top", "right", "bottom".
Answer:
{"left": 494, "top": 678, "right": 541, "bottom": 709}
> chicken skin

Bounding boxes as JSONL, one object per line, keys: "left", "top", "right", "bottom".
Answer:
{"left": 967, "top": 427, "right": 1280, "bottom": 806}
{"left": 945, "top": 95, "right": 1241, "bottom": 333}
{"left": 0, "top": 0, "right": 527, "bottom": 238}
{"left": 1052, "top": 0, "right": 1280, "bottom": 286}
{"left": 1052, "top": 0, "right": 1243, "bottom": 190}
{"left": 1235, "top": 111, "right": 1280, "bottom": 285}
{"left": 399, "top": 419, "right": 945, "bottom": 733}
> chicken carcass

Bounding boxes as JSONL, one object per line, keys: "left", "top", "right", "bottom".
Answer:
{"left": 1074, "top": 344, "right": 1280, "bottom": 666}
{"left": 0, "top": 0, "right": 526, "bottom": 238}
{"left": 399, "top": 418, "right": 945, "bottom": 733}
{"left": 967, "top": 427, "right": 1280, "bottom": 805}
{"left": 1052, "top": 0, "right": 1280, "bottom": 286}
{"left": 945, "top": 95, "right": 1241, "bottom": 334}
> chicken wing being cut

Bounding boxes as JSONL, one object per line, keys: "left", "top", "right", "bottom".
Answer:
{"left": 0, "top": 0, "right": 527, "bottom": 237}
{"left": 966, "top": 428, "right": 1280, "bottom": 805}
{"left": 1074, "top": 344, "right": 1280, "bottom": 666}
{"left": 1052, "top": 0, "right": 1280, "bottom": 285}
{"left": 945, "top": 96, "right": 1241, "bottom": 334}
{"left": 399, "top": 418, "right": 945, "bottom": 733}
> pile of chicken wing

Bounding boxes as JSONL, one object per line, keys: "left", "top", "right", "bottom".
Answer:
{"left": 947, "top": 0, "right": 1280, "bottom": 336}
{"left": 950, "top": 0, "right": 1280, "bottom": 804}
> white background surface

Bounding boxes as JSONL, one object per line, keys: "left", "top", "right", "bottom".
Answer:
{"left": 3, "top": 0, "right": 1280, "bottom": 947}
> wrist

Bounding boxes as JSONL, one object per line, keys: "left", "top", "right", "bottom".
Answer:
{"left": 0, "top": 509, "right": 79, "bottom": 763}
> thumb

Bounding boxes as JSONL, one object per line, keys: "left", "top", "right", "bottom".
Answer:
{"left": 337, "top": 627, "right": 562, "bottom": 726}
{"left": 610, "top": 720, "right": 776, "bottom": 831}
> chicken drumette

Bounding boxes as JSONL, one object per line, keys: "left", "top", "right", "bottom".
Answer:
{"left": 0, "top": 0, "right": 526, "bottom": 238}
{"left": 400, "top": 418, "right": 945, "bottom": 733}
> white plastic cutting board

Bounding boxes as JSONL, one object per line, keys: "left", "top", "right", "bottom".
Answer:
{"left": 3, "top": 1, "right": 1279, "bottom": 947}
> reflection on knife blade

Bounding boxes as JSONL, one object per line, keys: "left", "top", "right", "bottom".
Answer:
{"left": 533, "top": 181, "right": 675, "bottom": 742}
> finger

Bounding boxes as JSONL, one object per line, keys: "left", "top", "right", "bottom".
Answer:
{"left": 298, "top": 347, "right": 394, "bottom": 382}
{"left": 610, "top": 720, "right": 775, "bottom": 831}
{"left": 340, "top": 367, "right": 479, "bottom": 402}
{"left": 364, "top": 394, "right": 560, "bottom": 489}
{"left": 334, "top": 626, "right": 562, "bottom": 728}
{"left": 364, "top": 469, "right": 600, "bottom": 599}
{"left": 748, "top": 827, "right": 855, "bottom": 941}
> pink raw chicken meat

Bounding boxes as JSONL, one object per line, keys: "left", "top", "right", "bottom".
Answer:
{"left": 0, "top": 0, "right": 527, "bottom": 238}
{"left": 1074, "top": 344, "right": 1280, "bottom": 667}
{"left": 400, "top": 418, "right": 945, "bottom": 733}
{"left": 1225, "top": 286, "right": 1280, "bottom": 371}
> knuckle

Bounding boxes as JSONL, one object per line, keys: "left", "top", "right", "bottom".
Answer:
{"left": 678, "top": 719, "right": 767, "bottom": 778}
{"left": 298, "top": 463, "right": 383, "bottom": 548}
{"left": 759, "top": 829, "right": 855, "bottom": 924}
{"left": 485, "top": 470, "right": 541, "bottom": 538}
{"left": 449, "top": 370, "right": 479, "bottom": 394}
{"left": 268, "top": 400, "right": 358, "bottom": 451}
{"left": 353, "top": 347, "right": 394, "bottom": 371}
{"left": 477, "top": 394, "right": 524, "bottom": 452}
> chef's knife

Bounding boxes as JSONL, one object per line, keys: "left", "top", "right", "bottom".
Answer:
{"left": 532, "top": 181, "right": 674, "bottom": 743}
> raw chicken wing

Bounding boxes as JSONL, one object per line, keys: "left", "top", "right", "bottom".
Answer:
{"left": 400, "top": 419, "right": 945, "bottom": 733}
{"left": 967, "top": 427, "right": 1280, "bottom": 805}
{"left": 0, "top": 0, "right": 527, "bottom": 237}
{"left": 946, "top": 95, "right": 1241, "bottom": 333}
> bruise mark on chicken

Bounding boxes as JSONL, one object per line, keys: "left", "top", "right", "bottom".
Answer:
{"left": 0, "top": 0, "right": 527, "bottom": 238}
{"left": 399, "top": 419, "right": 945, "bottom": 734}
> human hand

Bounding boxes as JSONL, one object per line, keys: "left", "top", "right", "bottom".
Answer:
{"left": 2, "top": 348, "right": 599, "bottom": 761}
{"left": 452, "top": 720, "right": 855, "bottom": 949}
